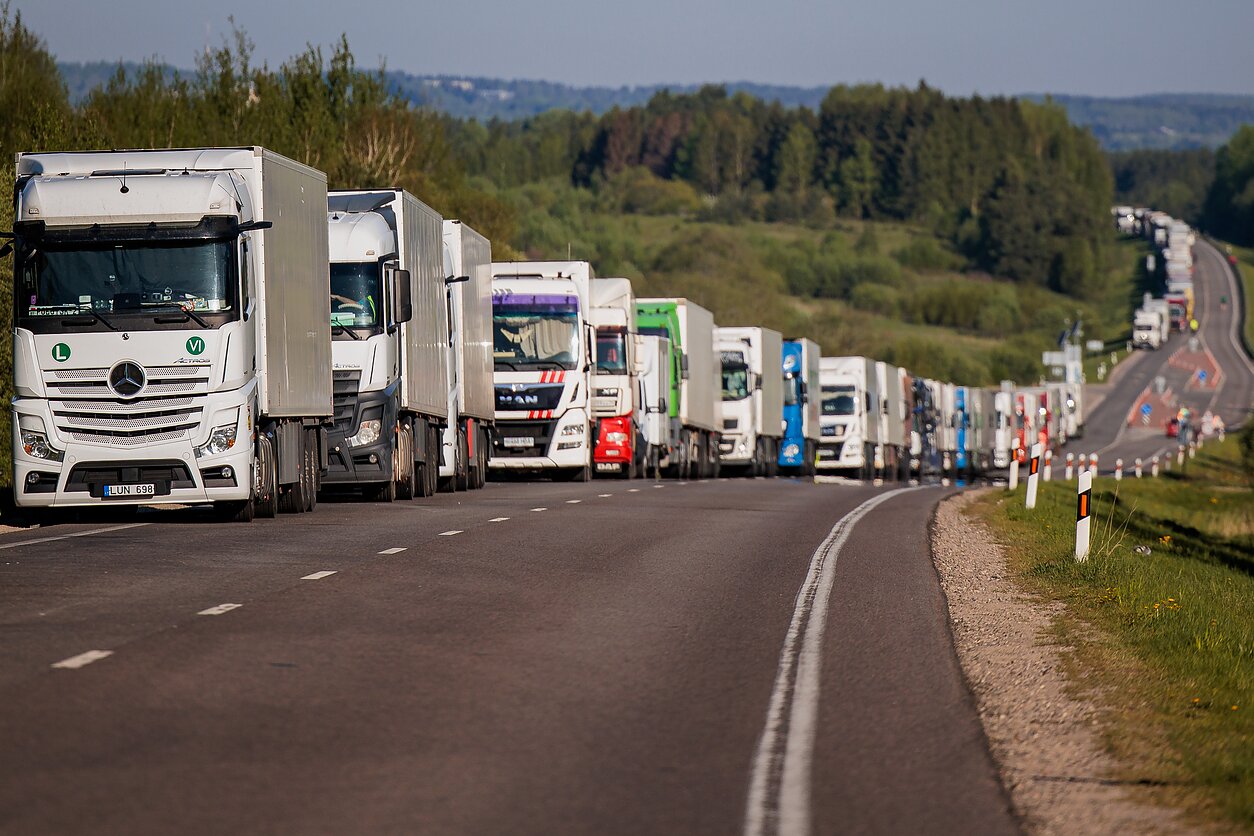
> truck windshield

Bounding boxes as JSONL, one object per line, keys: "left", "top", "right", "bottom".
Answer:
{"left": 493, "top": 294, "right": 580, "bottom": 370}
{"left": 821, "top": 385, "right": 856, "bottom": 415}
{"left": 16, "top": 238, "right": 235, "bottom": 324}
{"left": 596, "top": 328, "right": 628, "bottom": 374}
{"left": 330, "top": 262, "right": 382, "bottom": 329}
{"left": 721, "top": 354, "right": 750, "bottom": 401}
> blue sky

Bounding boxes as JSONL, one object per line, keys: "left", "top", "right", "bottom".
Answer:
{"left": 16, "top": 0, "right": 1254, "bottom": 96}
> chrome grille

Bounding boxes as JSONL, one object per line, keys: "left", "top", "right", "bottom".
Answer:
{"left": 44, "top": 365, "right": 209, "bottom": 446}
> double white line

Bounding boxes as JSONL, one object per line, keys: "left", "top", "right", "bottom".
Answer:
{"left": 744, "top": 487, "right": 916, "bottom": 836}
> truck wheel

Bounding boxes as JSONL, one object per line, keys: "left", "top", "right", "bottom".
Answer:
{"left": 278, "top": 432, "right": 307, "bottom": 514}
{"left": 304, "top": 428, "right": 318, "bottom": 512}
{"left": 397, "top": 423, "right": 417, "bottom": 500}
{"left": 455, "top": 427, "right": 470, "bottom": 492}
{"left": 256, "top": 438, "right": 279, "bottom": 519}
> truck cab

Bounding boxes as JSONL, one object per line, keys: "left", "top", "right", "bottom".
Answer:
{"left": 779, "top": 339, "right": 820, "bottom": 475}
{"left": 590, "top": 278, "right": 640, "bottom": 478}
{"left": 716, "top": 326, "right": 783, "bottom": 477}
{"left": 490, "top": 262, "right": 594, "bottom": 481}
{"left": 817, "top": 356, "right": 877, "bottom": 479}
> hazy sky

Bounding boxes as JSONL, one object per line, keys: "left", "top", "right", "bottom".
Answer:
{"left": 15, "top": 0, "right": 1254, "bottom": 96}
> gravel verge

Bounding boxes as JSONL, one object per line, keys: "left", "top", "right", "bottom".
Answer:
{"left": 932, "top": 488, "right": 1201, "bottom": 835}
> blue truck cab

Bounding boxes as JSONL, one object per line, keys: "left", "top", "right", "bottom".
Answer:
{"left": 778, "top": 338, "right": 821, "bottom": 475}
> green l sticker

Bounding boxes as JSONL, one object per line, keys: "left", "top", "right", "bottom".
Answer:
{"left": 52, "top": 343, "right": 71, "bottom": 362}
{"left": 186, "top": 336, "right": 206, "bottom": 356}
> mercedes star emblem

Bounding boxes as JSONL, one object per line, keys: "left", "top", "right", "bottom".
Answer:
{"left": 108, "top": 361, "right": 147, "bottom": 398}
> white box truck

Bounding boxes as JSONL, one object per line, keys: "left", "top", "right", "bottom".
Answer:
{"left": 589, "top": 278, "right": 642, "bottom": 478}
{"left": 11, "top": 147, "right": 331, "bottom": 521}
{"left": 876, "top": 361, "right": 909, "bottom": 481}
{"left": 325, "top": 190, "right": 448, "bottom": 502}
{"left": 636, "top": 333, "right": 672, "bottom": 479}
{"left": 636, "top": 298, "right": 721, "bottom": 479}
{"left": 715, "top": 325, "right": 783, "bottom": 476}
{"left": 817, "top": 356, "right": 880, "bottom": 479}
{"left": 490, "top": 261, "right": 594, "bottom": 480}
{"left": 441, "top": 219, "right": 494, "bottom": 491}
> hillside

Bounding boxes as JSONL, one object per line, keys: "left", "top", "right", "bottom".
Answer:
{"left": 56, "top": 62, "right": 1254, "bottom": 150}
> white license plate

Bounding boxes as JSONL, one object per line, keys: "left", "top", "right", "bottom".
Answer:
{"left": 595, "top": 462, "right": 622, "bottom": 472}
{"left": 503, "top": 437, "right": 534, "bottom": 447}
{"left": 103, "top": 483, "right": 155, "bottom": 498}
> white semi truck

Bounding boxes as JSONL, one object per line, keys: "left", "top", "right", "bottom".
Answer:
{"left": 589, "top": 278, "right": 641, "bottom": 478}
{"left": 11, "top": 147, "right": 331, "bottom": 521}
{"left": 636, "top": 333, "right": 672, "bottom": 479}
{"left": 876, "top": 360, "right": 909, "bottom": 481}
{"left": 441, "top": 220, "right": 494, "bottom": 491}
{"left": 1133, "top": 295, "right": 1169, "bottom": 350}
{"left": 715, "top": 325, "right": 783, "bottom": 476}
{"left": 817, "top": 356, "right": 881, "bottom": 479}
{"left": 325, "top": 190, "right": 448, "bottom": 501}
{"left": 489, "top": 261, "right": 595, "bottom": 481}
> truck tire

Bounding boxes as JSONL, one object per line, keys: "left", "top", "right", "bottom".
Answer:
{"left": 256, "top": 436, "right": 279, "bottom": 519}
{"left": 455, "top": 427, "right": 470, "bottom": 492}
{"left": 397, "top": 422, "right": 417, "bottom": 500}
{"left": 278, "top": 431, "right": 307, "bottom": 514}
{"left": 304, "top": 428, "right": 318, "bottom": 512}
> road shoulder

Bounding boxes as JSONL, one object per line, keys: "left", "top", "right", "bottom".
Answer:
{"left": 930, "top": 489, "right": 1198, "bottom": 835}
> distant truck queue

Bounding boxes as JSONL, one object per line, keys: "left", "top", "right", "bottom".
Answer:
{"left": 11, "top": 144, "right": 1093, "bottom": 521}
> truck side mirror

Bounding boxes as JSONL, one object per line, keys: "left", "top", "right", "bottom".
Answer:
{"left": 799, "top": 380, "right": 809, "bottom": 404}
{"left": 393, "top": 269, "right": 413, "bottom": 325}
{"left": 235, "top": 220, "right": 273, "bottom": 233}
{"left": 631, "top": 334, "right": 646, "bottom": 375}
{"left": 680, "top": 352, "right": 690, "bottom": 380}
{"left": 750, "top": 371, "right": 761, "bottom": 391}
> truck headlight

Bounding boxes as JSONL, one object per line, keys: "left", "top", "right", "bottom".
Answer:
{"left": 560, "top": 423, "right": 584, "bottom": 437}
{"left": 194, "top": 424, "right": 238, "bottom": 459}
{"left": 348, "top": 419, "right": 382, "bottom": 448}
{"left": 21, "top": 430, "right": 63, "bottom": 462}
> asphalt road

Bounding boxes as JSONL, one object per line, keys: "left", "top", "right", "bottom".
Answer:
{"left": 0, "top": 477, "right": 1017, "bottom": 835}
{"left": 1072, "top": 238, "right": 1254, "bottom": 471}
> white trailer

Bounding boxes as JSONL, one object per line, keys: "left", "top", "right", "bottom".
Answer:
{"left": 636, "top": 333, "right": 672, "bottom": 479}
{"left": 715, "top": 325, "right": 783, "bottom": 476}
{"left": 11, "top": 147, "right": 331, "bottom": 521}
{"left": 442, "top": 219, "right": 494, "bottom": 491}
{"left": 325, "top": 189, "right": 448, "bottom": 502}
{"left": 490, "top": 261, "right": 595, "bottom": 480}
{"left": 876, "top": 361, "right": 908, "bottom": 480}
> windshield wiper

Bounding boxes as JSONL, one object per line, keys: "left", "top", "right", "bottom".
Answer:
{"left": 332, "top": 324, "right": 362, "bottom": 341}
{"left": 144, "top": 304, "right": 211, "bottom": 328}
{"left": 61, "top": 309, "right": 119, "bottom": 331}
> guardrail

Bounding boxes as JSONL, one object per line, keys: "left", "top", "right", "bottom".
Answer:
{"left": 1201, "top": 234, "right": 1254, "bottom": 362}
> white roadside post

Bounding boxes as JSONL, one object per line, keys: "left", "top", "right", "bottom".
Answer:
{"left": 1043, "top": 449, "right": 1053, "bottom": 482}
{"left": 1075, "top": 470, "right": 1093, "bottom": 562}
{"left": 1151, "top": 455, "right": 1160, "bottom": 477}
{"left": 1177, "top": 446, "right": 1185, "bottom": 466}
{"left": 1188, "top": 440, "right": 1196, "bottom": 459}
{"left": 1065, "top": 452, "right": 1074, "bottom": 480}
{"left": 1008, "top": 438, "right": 1020, "bottom": 491}
{"left": 1078, "top": 453, "right": 1088, "bottom": 475}
{"left": 1025, "top": 442, "right": 1042, "bottom": 510}
{"left": 1135, "top": 457, "right": 1143, "bottom": 478}
{"left": 1114, "top": 458, "right": 1123, "bottom": 481}
{"left": 1090, "top": 453, "right": 1099, "bottom": 476}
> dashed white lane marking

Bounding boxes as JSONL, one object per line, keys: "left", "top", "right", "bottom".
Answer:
{"left": 598, "top": 494, "right": 612, "bottom": 498}
{"left": 51, "top": 650, "right": 112, "bottom": 670}
{"left": 0, "top": 522, "right": 149, "bottom": 551}
{"left": 301, "top": 571, "right": 337, "bottom": 581}
{"left": 627, "top": 489, "right": 640, "bottom": 493}
{"left": 652, "top": 484, "right": 664, "bottom": 489}
{"left": 531, "top": 507, "right": 547, "bottom": 512}
{"left": 566, "top": 499, "right": 582, "bottom": 504}
{"left": 439, "top": 530, "right": 463, "bottom": 536}
{"left": 198, "top": 603, "right": 242, "bottom": 616}
{"left": 378, "top": 547, "right": 407, "bottom": 555}
{"left": 744, "top": 487, "right": 917, "bottom": 836}
{"left": 489, "top": 517, "right": 510, "bottom": 522}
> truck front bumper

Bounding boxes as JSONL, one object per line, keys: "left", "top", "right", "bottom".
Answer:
{"left": 817, "top": 437, "right": 864, "bottom": 470}
{"left": 718, "top": 432, "right": 755, "bottom": 464}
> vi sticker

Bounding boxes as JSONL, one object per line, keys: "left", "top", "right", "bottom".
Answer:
{"left": 186, "top": 336, "right": 206, "bottom": 356}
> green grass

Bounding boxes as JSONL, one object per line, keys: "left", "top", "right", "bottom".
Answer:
{"left": 1223, "top": 242, "right": 1254, "bottom": 353}
{"left": 973, "top": 432, "right": 1254, "bottom": 827}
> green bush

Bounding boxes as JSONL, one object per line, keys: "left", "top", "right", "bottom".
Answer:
{"left": 849, "top": 282, "right": 900, "bottom": 316}
{"left": 892, "top": 237, "right": 965, "bottom": 272}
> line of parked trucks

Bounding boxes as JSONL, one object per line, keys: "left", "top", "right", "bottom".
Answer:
{"left": 1117, "top": 206, "right": 1196, "bottom": 350}
{"left": 9, "top": 146, "right": 1083, "bottom": 521}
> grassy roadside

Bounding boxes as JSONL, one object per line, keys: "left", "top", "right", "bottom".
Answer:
{"left": 971, "top": 430, "right": 1254, "bottom": 828}
{"left": 1223, "top": 241, "right": 1254, "bottom": 352}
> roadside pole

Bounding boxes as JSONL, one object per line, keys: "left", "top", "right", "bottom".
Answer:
{"left": 1025, "top": 442, "right": 1042, "bottom": 510}
{"left": 1075, "top": 471, "right": 1093, "bottom": 562}
{"left": 1042, "top": 449, "right": 1052, "bottom": 482}
{"left": 1151, "top": 455, "right": 1160, "bottom": 477}
{"left": 1008, "top": 439, "right": 1020, "bottom": 491}
{"left": 1134, "top": 457, "right": 1143, "bottom": 478}
{"left": 1114, "top": 458, "right": 1123, "bottom": 481}
{"left": 1065, "top": 452, "right": 1074, "bottom": 480}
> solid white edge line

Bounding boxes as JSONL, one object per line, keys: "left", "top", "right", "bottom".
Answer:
{"left": 51, "top": 649, "right": 113, "bottom": 670}
{"left": 198, "top": 603, "right": 242, "bottom": 616}
{"left": 744, "top": 487, "right": 916, "bottom": 836}
{"left": 301, "top": 571, "right": 337, "bottom": 580}
{"left": 0, "top": 522, "right": 149, "bottom": 551}
{"left": 378, "top": 547, "right": 407, "bottom": 555}
{"left": 438, "top": 530, "right": 463, "bottom": 536}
